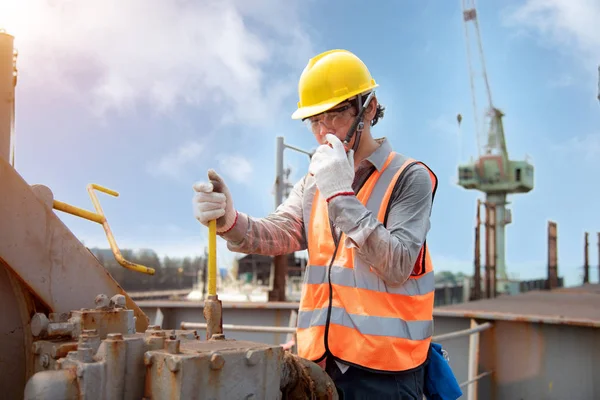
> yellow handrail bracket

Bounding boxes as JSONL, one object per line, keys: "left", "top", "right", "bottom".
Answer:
{"left": 52, "top": 184, "right": 155, "bottom": 275}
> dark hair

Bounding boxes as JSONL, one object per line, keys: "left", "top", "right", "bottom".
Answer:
{"left": 371, "top": 102, "right": 385, "bottom": 126}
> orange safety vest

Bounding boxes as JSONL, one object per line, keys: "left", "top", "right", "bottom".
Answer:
{"left": 297, "top": 151, "right": 438, "bottom": 373}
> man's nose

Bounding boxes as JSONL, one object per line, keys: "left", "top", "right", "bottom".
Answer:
{"left": 317, "top": 123, "right": 331, "bottom": 137}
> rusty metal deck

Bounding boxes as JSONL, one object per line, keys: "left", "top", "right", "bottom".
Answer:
{"left": 435, "top": 284, "right": 600, "bottom": 328}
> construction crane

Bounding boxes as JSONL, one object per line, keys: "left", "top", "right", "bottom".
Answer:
{"left": 457, "top": 1, "right": 534, "bottom": 287}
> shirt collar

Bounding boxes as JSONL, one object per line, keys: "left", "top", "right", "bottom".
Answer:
{"left": 362, "top": 137, "right": 392, "bottom": 171}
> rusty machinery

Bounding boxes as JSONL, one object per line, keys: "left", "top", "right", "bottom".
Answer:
{"left": 23, "top": 293, "right": 336, "bottom": 399}
{"left": 0, "top": 30, "right": 336, "bottom": 399}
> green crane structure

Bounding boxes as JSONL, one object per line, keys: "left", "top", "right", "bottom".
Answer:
{"left": 457, "top": 1, "right": 534, "bottom": 285}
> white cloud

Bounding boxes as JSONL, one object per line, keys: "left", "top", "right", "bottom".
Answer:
{"left": 504, "top": 0, "right": 600, "bottom": 67}
{"left": 1, "top": 0, "right": 313, "bottom": 124}
{"left": 148, "top": 141, "right": 203, "bottom": 180}
{"left": 216, "top": 154, "right": 254, "bottom": 184}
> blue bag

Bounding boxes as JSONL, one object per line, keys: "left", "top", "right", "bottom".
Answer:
{"left": 423, "top": 342, "right": 463, "bottom": 400}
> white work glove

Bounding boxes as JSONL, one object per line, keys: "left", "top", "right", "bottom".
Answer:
{"left": 192, "top": 169, "right": 238, "bottom": 233}
{"left": 308, "top": 134, "right": 355, "bottom": 201}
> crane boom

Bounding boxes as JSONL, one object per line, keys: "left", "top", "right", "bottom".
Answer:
{"left": 462, "top": 0, "right": 493, "bottom": 109}
{"left": 461, "top": 0, "right": 509, "bottom": 163}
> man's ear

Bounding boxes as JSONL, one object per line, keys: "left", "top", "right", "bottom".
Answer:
{"left": 364, "top": 96, "right": 378, "bottom": 122}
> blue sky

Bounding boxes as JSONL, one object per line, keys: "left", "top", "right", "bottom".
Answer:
{"left": 3, "top": 0, "right": 599, "bottom": 287}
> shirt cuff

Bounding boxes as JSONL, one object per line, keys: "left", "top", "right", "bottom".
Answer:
{"left": 327, "top": 195, "right": 377, "bottom": 249}
{"left": 219, "top": 211, "right": 249, "bottom": 247}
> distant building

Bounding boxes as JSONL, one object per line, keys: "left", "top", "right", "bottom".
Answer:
{"left": 236, "top": 253, "right": 304, "bottom": 283}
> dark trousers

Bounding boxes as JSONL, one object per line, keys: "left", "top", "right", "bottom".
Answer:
{"left": 325, "top": 358, "right": 425, "bottom": 400}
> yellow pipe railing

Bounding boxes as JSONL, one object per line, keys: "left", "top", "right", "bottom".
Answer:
{"left": 53, "top": 200, "right": 105, "bottom": 224}
{"left": 52, "top": 183, "right": 155, "bottom": 275}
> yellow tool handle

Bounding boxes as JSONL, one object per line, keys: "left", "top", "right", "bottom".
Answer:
{"left": 208, "top": 219, "right": 217, "bottom": 296}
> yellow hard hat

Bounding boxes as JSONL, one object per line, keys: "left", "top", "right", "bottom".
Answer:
{"left": 291, "top": 49, "right": 378, "bottom": 120}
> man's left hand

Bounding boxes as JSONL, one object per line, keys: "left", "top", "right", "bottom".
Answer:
{"left": 309, "top": 134, "right": 355, "bottom": 201}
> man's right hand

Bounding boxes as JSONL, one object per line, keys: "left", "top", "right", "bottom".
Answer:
{"left": 192, "top": 169, "right": 238, "bottom": 234}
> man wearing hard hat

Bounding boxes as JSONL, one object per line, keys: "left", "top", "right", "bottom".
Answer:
{"left": 193, "top": 49, "right": 438, "bottom": 398}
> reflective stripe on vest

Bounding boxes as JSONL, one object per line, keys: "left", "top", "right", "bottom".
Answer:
{"left": 297, "top": 151, "right": 438, "bottom": 372}
{"left": 298, "top": 307, "right": 433, "bottom": 341}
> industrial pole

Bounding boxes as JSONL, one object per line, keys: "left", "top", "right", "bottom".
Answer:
{"left": 484, "top": 203, "right": 490, "bottom": 298}
{"left": 270, "top": 137, "right": 287, "bottom": 301}
{"left": 269, "top": 136, "right": 313, "bottom": 302}
{"left": 486, "top": 193, "right": 508, "bottom": 283}
{"left": 584, "top": 232, "right": 589, "bottom": 284}
{"left": 489, "top": 203, "right": 497, "bottom": 298}
{"left": 597, "top": 65, "right": 600, "bottom": 105}
{"left": 473, "top": 199, "right": 482, "bottom": 300}
{"left": 547, "top": 221, "right": 558, "bottom": 290}
{"left": 0, "top": 31, "right": 17, "bottom": 166}
{"left": 274, "top": 137, "right": 285, "bottom": 210}
{"left": 484, "top": 202, "right": 497, "bottom": 298}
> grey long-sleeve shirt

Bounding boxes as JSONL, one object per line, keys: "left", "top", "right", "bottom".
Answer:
{"left": 220, "top": 137, "right": 434, "bottom": 286}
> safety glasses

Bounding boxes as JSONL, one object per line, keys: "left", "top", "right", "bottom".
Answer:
{"left": 302, "top": 103, "right": 356, "bottom": 133}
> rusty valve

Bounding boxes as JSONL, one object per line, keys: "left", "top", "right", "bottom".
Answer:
{"left": 30, "top": 313, "right": 49, "bottom": 337}
{"left": 203, "top": 294, "right": 223, "bottom": 340}
{"left": 31, "top": 313, "right": 75, "bottom": 338}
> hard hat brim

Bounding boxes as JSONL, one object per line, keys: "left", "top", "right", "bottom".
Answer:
{"left": 291, "top": 99, "right": 344, "bottom": 120}
{"left": 290, "top": 85, "right": 378, "bottom": 120}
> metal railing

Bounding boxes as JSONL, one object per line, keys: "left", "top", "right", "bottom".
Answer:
{"left": 179, "top": 316, "right": 493, "bottom": 400}
{"left": 434, "top": 319, "right": 493, "bottom": 400}
{"left": 180, "top": 309, "right": 299, "bottom": 353}
{"left": 181, "top": 322, "right": 296, "bottom": 334}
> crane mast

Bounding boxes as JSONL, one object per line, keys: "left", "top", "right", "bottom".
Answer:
{"left": 457, "top": 1, "right": 534, "bottom": 290}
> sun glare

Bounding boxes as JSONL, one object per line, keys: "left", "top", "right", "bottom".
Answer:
{"left": 0, "top": 1, "right": 45, "bottom": 41}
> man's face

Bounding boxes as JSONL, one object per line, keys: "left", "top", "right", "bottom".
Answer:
{"left": 304, "top": 97, "right": 377, "bottom": 150}
{"left": 305, "top": 102, "right": 358, "bottom": 149}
